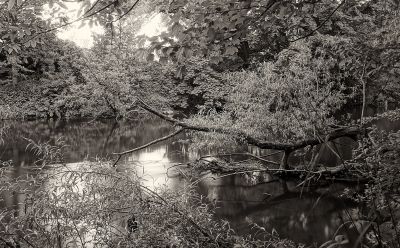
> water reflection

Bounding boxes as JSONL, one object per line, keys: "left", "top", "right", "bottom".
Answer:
{"left": 1, "top": 116, "right": 399, "bottom": 246}
{"left": 124, "top": 146, "right": 184, "bottom": 188}
{"left": 197, "top": 173, "right": 360, "bottom": 245}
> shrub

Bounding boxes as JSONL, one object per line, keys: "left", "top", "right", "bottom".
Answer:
{"left": 0, "top": 160, "right": 297, "bottom": 248}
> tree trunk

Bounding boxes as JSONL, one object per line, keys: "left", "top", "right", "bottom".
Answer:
{"left": 280, "top": 150, "right": 290, "bottom": 169}
{"left": 10, "top": 53, "right": 18, "bottom": 85}
{"left": 361, "top": 78, "right": 366, "bottom": 123}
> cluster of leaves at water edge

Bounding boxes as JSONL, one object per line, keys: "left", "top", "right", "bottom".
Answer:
{"left": 339, "top": 116, "right": 400, "bottom": 247}
{"left": 0, "top": 159, "right": 301, "bottom": 247}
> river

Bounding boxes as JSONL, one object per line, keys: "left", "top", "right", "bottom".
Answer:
{"left": 1, "top": 114, "right": 399, "bottom": 246}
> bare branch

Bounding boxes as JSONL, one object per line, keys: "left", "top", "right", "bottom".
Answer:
{"left": 21, "top": 0, "right": 118, "bottom": 46}
{"left": 112, "top": 127, "right": 185, "bottom": 166}
{"left": 139, "top": 184, "right": 222, "bottom": 245}
{"left": 289, "top": 0, "right": 346, "bottom": 43}
{"left": 111, "top": 0, "right": 140, "bottom": 23}
{"left": 199, "top": 152, "right": 280, "bottom": 165}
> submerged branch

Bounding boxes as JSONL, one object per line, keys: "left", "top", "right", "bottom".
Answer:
{"left": 199, "top": 153, "right": 280, "bottom": 166}
{"left": 187, "top": 159, "right": 368, "bottom": 183}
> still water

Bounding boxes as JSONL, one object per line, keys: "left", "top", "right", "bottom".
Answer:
{"left": 0, "top": 116, "right": 399, "bottom": 246}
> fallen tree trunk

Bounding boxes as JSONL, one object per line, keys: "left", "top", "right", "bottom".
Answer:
{"left": 136, "top": 99, "right": 362, "bottom": 169}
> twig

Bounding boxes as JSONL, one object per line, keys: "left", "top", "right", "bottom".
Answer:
{"left": 20, "top": 0, "right": 118, "bottom": 46}
{"left": 352, "top": 221, "right": 374, "bottom": 248}
{"left": 111, "top": 0, "right": 140, "bottom": 23}
{"left": 360, "top": 56, "right": 368, "bottom": 124}
{"left": 71, "top": 220, "right": 86, "bottom": 248}
{"left": 199, "top": 152, "right": 279, "bottom": 165}
{"left": 297, "top": 174, "right": 317, "bottom": 188}
{"left": 289, "top": 0, "right": 346, "bottom": 42}
{"left": 387, "top": 199, "right": 400, "bottom": 246}
{"left": 112, "top": 128, "right": 185, "bottom": 166}
{"left": 17, "top": 236, "right": 36, "bottom": 248}
{"left": 0, "top": 237, "right": 15, "bottom": 248}
{"left": 139, "top": 185, "right": 223, "bottom": 246}
{"left": 231, "top": 151, "right": 283, "bottom": 164}
{"left": 194, "top": 163, "right": 349, "bottom": 180}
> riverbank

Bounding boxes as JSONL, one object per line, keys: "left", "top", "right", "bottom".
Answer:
{"left": 1, "top": 80, "right": 395, "bottom": 122}
{"left": 0, "top": 80, "right": 116, "bottom": 120}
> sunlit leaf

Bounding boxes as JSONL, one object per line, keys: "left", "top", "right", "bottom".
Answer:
{"left": 58, "top": 2, "right": 68, "bottom": 9}
{"left": 7, "top": 0, "right": 15, "bottom": 10}
{"left": 224, "top": 46, "right": 237, "bottom": 56}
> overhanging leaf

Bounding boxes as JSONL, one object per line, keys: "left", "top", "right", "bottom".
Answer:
{"left": 7, "top": 0, "right": 16, "bottom": 10}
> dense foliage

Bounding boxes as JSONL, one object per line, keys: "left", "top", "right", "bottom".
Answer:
{"left": 1, "top": 0, "right": 400, "bottom": 246}
{"left": 345, "top": 112, "right": 400, "bottom": 247}
{"left": 0, "top": 156, "right": 296, "bottom": 247}
{"left": 149, "top": 0, "right": 400, "bottom": 109}
{"left": 189, "top": 35, "right": 351, "bottom": 143}
{"left": 2, "top": 0, "right": 399, "bottom": 120}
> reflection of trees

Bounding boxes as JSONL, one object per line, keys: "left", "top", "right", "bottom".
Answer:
{"left": 0, "top": 118, "right": 189, "bottom": 166}
{"left": 198, "top": 175, "right": 359, "bottom": 246}
{"left": 0, "top": 116, "right": 372, "bottom": 168}
{"left": 0, "top": 167, "right": 30, "bottom": 219}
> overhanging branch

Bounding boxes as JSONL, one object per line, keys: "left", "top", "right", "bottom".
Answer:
{"left": 289, "top": 0, "right": 346, "bottom": 43}
{"left": 112, "top": 99, "right": 361, "bottom": 170}
{"left": 112, "top": 127, "right": 185, "bottom": 166}
{"left": 136, "top": 99, "right": 361, "bottom": 152}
